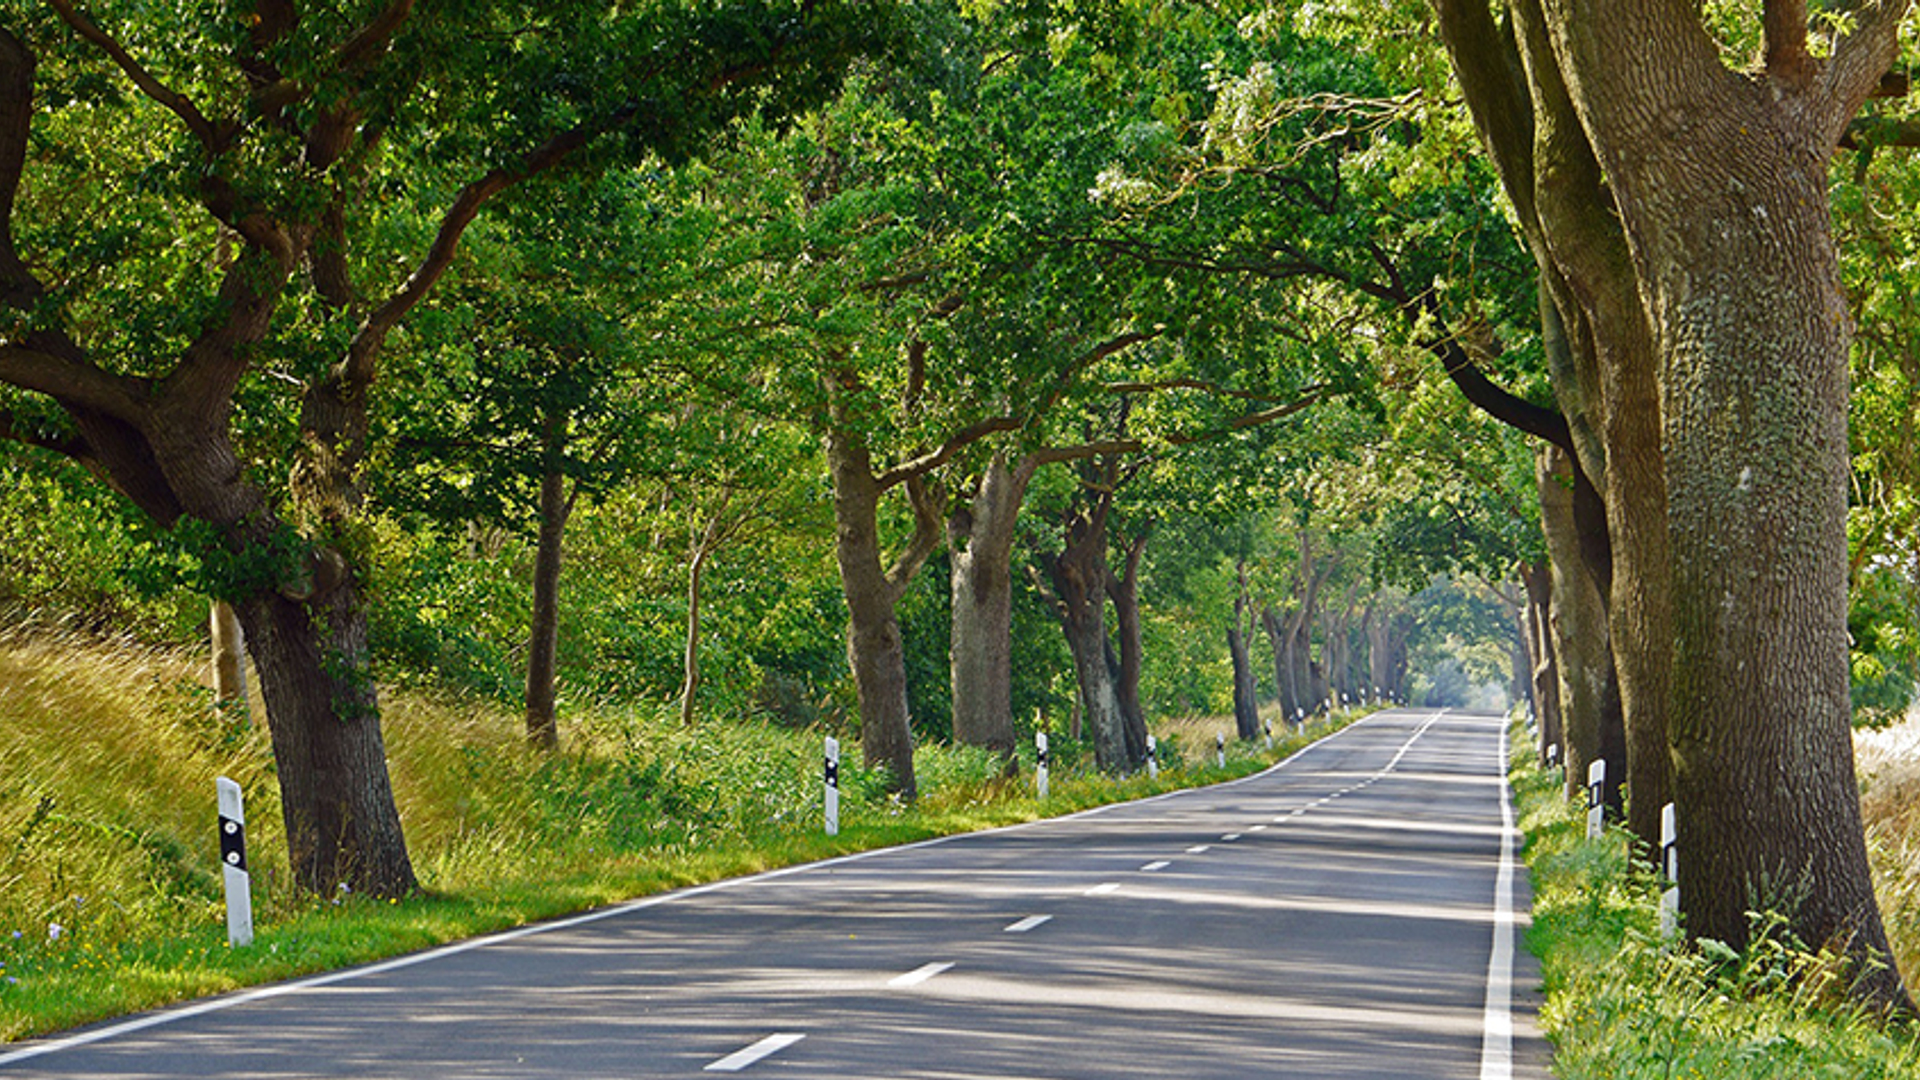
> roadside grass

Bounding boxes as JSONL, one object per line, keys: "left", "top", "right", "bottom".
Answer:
{"left": 1858, "top": 713, "right": 1920, "bottom": 985}
{"left": 0, "top": 625, "right": 1356, "bottom": 1043}
{"left": 1513, "top": 723, "right": 1920, "bottom": 1078}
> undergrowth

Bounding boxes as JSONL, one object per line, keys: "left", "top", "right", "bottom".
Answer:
{"left": 0, "top": 625, "right": 1349, "bottom": 1043}
{"left": 1514, "top": 724, "right": 1920, "bottom": 1078}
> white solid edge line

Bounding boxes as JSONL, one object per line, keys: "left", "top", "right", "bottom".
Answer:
{"left": 1003, "top": 915, "right": 1052, "bottom": 933}
{"left": 0, "top": 709, "right": 1417, "bottom": 1067}
{"left": 705, "top": 1032, "right": 806, "bottom": 1072}
{"left": 1478, "top": 723, "right": 1518, "bottom": 1080}
{"left": 887, "top": 962, "right": 955, "bottom": 989}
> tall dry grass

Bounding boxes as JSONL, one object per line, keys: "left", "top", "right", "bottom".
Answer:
{"left": 1856, "top": 713, "right": 1920, "bottom": 987}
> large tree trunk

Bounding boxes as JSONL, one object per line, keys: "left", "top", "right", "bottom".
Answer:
{"left": 1042, "top": 493, "right": 1127, "bottom": 773}
{"left": 1537, "top": 444, "right": 1626, "bottom": 815}
{"left": 1228, "top": 563, "right": 1260, "bottom": 741}
{"left": 1533, "top": 0, "right": 1911, "bottom": 1008}
{"left": 1105, "top": 520, "right": 1152, "bottom": 766}
{"left": 524, "top": 462, "right": 575, "bottom": 752}
{"left": 948, "top": 454, "right": 1026, "bottom": 754}
{"left": 1521, "top": 561, "right": 1563, "bottom": 769}
{"left": 826, "top": 422, "right": 937, "bottom": 800}
{"left": 238, "top": 576, "right": 416, "bottom": 897}
{"left": 1434, "top": 0, "right": 1676, "bottom": 847}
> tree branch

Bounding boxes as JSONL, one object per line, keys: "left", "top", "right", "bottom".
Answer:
{"left": 884, "top": 472, "right": 946, "bottom": 598}
{"left": 0, "top": 27, "right": 38, "bottom": 304}
{"left": 0, "top": 344, "right": 147, "bottom": 424}
{"left": 0, "top": 406, "right": 91, "bottom": 461}
{"left": 1421, "top": 305, "right": 1574, "bottom": 454}
{"left": 874, "top": 414, "right": 1025, "bottom": 491}
{"left": 1428, "top": 0, "right": 1539, "bottom": 232}
{"left": 871, "top": 330, "right": 1160, "bottom": 491}
{"left": 1823, "top": 0, "right": 1915, "bottom": 139}
{"left": 47, "top": 0, "right": 222, "bottom": 150}
{"left": 1840, "top": 115, "right": 1920, "bottom": 150}
{"left": 339, "top": 113, "right": 624, "bottom": 392}
{"left": 335, "top": 0, "right": 417, "bottom": 71}
{"left": 1764, "top": 0, "right": 1815, "bottom": 85}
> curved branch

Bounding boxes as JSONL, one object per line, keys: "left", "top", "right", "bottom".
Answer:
{"left": 0, "top": 343, "right": 147, "bottom": 424}
{"left": 336, "top": 0, "right": 417, "bottom": 71}
{"left": 0, "top": 406, "right": 91, "bottom": 461}
{"left": 1764, "top": 0, "right": 1815, "bottom": 86}
{"left": 874, "top": 414, "right": 1024, "bottom": 491}
{"left": 48, "top": 0, "right": 221, "bottom": 150}
{"left": 1822, "top": 0, "right": 1915, "bottom": 139}
{"left": 0, "top": 27, "right": 31, "bottom": 291}
{"left": 339, "top": 112, "right": 625, "bottom": 391}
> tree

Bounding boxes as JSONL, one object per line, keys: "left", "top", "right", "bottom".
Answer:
{"left": 1429, "top": 0, "right": 1913, "bottom": 1007}
{"left": 0, "top": 2, "right": 894, "bottom": 895}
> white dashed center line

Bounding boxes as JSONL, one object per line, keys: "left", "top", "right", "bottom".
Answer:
{"left": 1004, "top": 915, "right": 1052, "bottom": 933}
{"left": 705, "top": 1033, "right": 806, "bottom": 1072}
{"left": 1140, "top": 860, "right": 1171, "bottom": 872}
{"left": 1085, "top": 882, "right": 1121, "bottom": 896}
{"left": 888, "top": 962, "right": 955, "bottom": 989}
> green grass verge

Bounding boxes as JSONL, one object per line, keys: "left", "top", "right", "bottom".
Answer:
{"left": 1512, "top": 723, "right": 1920, "bottom": 1078}
{"left": 0, "top": 630, "right": 1360, "bottom": 1044}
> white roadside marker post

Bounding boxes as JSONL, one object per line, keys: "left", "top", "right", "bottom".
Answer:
{"left": 1146, "top": 734, "right": 1158, "bottom": 780}
{"left": 216, "top": 776, "right": 252, "bottom": 948}
{"left": 1035, "top": 732, "right": 1050, "bottom": 799}
{"left": 823, "top": 736, "right": 840, "bottom": 837}
{"left": 1659, "top": 802, "right": 1679, "bottom": 940}
{"left": 1585, "top": 758, "right": 1607, "bottom": 839}
{"left": 1215, "top": 732, "right": 1226, "bottom": 768}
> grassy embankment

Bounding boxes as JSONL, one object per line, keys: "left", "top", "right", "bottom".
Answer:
{"left": 0, "top": 624, "right": 1344, "bottom": 1043}
{"left": 1516, "top": 717, "right": 1920, "bottom": 1077}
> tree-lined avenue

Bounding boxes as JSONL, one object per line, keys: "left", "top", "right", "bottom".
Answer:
{"left": 0, "top": 710, "right": 1543, "bottom": 1079}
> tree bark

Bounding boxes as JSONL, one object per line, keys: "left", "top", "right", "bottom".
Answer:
{"left": 679, "top": 492, "right": 732, "bottom": 727}
{"left": 1105, "top": 520, "right": 1152, "bottom": 766}
{"left": 237, "top": 570, "right": 416, "bottom": 897}
{"left": 826, "top": 416, "right": 939, "bottom": 801}
{"left": 1521, "top": 560, "right": 1563, "bottom": 768}
{"left": 1229, "top": 562, "right": 1261, "bottom": 741}
{"left": 948, "top": 453, "right": 1028, "bottom": 754}
{"left": 1537, "top": 443, "right": 1626, "bottom": 815}
{"left": 1535, "top": 0, "right": 1911, "bottom": 1008}
{"left": 1040, "top": 487, "right": 1127, "bottom": 773}
{"left": 210, "top": 599, "right": 250, "bottom": 720}
{"left": 524, "top": 460, "right": 574, "bottom": 752}
{"left": 1433, "top": 0, "right": 1674, "bottom": 847}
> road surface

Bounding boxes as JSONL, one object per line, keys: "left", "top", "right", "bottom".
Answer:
{"left": 1, "top": 707, "right": 1547, "bottom": 1078}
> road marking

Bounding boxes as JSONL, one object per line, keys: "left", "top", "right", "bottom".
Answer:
{"left": 1085, "top": 882, "right": 1121, "bottom": 895}
{"left": 1185, "top": 845, "right": 1211, "bottom": 854}
{"left": 1249, "top": 824, "right": 1267, "bottom": 832}
{"left": 1140, "top": 860, "right": 1170, "bottom": 872}
{"left": 889, "top": 962, "right": 955, "bottom": 988}
{"left": 1479, "top": 724, "right": 1517, "bottom": 1080}
{"left": 705, "top": 1033, "right": 805, "bottom": 1072}
{"left": 0, "top": 714, "right": 1407, "bottom": 1069}
{"left": 1221, "top": 833, "right": 1242, "bottom": 841}
{"left": 1004, "top": 915, "right": 1052, "bottom": 933}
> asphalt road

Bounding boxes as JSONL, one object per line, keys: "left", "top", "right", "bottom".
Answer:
{"left": 2, "top": 707, "right": 1548, "bottom": 1079}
